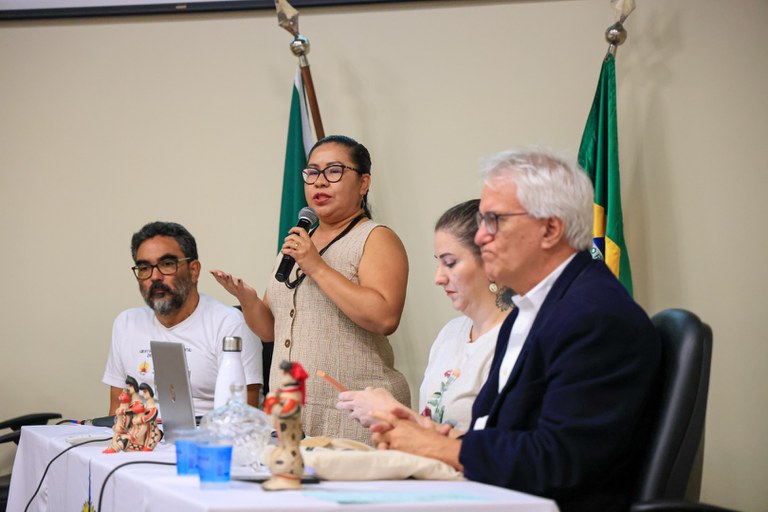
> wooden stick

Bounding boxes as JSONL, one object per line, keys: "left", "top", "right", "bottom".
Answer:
{"left": 300, "top": 64, "right": 325, "bottom": 139}
{"left": 316, "top": 369, "right": 347, "bottom": 392}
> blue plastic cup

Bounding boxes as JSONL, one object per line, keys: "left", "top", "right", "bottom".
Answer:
{"left": 174, "top": 428, "right": 201, "bottom": 475}
{"left": 196, "top": 435, "right": 233, "bottom": 489}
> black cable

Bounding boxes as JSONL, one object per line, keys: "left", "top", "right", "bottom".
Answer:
{"left": 24, "top": 436, "right": 113, "bottom": 512}
{"left": 96, "top": 460, "right": 175, "bottom": 512}
{"left": 55, "top": 416, "right": 117, "bottom": 427}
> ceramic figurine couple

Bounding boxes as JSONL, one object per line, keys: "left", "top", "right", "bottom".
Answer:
{"left": 104, "top": 375, "right": 163, "bottom": 453}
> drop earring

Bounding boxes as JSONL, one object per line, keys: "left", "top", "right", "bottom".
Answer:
{"left": 495, "top": 285, "right": 515, "bottom": 312}
{"left": 489, "top": 282, "right": 498, "bottom": 294}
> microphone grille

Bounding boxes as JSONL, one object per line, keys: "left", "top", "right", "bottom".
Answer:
{"left": 298, "top": 207, "right": 318, "bottom": 225}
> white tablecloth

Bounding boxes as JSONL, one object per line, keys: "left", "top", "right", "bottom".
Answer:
{"left": 8, "top": 425, "right": 559, "bottom": 512}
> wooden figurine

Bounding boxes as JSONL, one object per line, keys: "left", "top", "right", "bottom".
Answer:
{"left": 262, "top": 360, "right": 308, "bottom": 491}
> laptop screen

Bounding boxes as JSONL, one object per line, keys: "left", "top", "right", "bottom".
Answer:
{"left": 150, "top": 340, "right": 197, "bottom": 442}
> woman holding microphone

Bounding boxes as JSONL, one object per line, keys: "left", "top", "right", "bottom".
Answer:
{"left": 212, "top": 135, "right": 410, "bottom": 444}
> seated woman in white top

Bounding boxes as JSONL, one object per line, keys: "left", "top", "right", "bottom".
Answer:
{"left": 337, "top": 199, "right": 513, "bottom": 432}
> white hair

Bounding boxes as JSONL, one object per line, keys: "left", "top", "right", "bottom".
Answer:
{"left": 479, "top": 148, "right": 594, "bottom": 251}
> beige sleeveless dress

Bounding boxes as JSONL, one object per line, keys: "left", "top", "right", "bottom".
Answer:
{"left": 266, "top": 220, "right": 411, "bottom": 444}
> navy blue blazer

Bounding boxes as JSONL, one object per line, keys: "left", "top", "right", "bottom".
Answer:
{"left": 460, "top": 251, "right": 661, "bottom": 512}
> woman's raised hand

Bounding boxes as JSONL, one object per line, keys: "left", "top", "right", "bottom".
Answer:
{"left": 210, "top": 270, "right": 259, "bottom": 304}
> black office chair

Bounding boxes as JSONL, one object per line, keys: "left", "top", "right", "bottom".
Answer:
{"left": 0, "top": 412, "right": 62, "bottom": 511}
{"left": 261, "top": 341, "right": 274, "bottom": 396}
{"left": 630, "top": 309, "right": 738, "bottom": 512}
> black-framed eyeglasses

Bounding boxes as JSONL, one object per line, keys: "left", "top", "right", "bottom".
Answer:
{"left": 301, "top": 164, "right": 360, "bottom": 184}
{"left": 132, "top": 257, "right": 192, "bottom": 280}
{"left": 476, "top": 211, "right": 529, "bottom": 235}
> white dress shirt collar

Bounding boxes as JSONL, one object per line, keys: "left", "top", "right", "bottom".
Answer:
{"left": 497, "top": 252, "right": 577, "bottom": 394}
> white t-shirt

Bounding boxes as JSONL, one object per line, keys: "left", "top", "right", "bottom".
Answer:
{"left": 418, "top": 316, "right": 501, "bottom": 432}
{"left": 102, "top": 293, "right": 263, "bottom": 416}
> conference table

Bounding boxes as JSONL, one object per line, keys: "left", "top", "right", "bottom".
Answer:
{"left": 8, "top": 425, "right": 559, "bottom": 512}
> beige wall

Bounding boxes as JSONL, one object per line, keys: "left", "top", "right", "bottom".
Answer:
{"left": 1, "top": 0, "right": 766, "bottom": 510}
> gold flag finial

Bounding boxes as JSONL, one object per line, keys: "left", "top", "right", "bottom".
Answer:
{"left": 275, "top": 0, "right": 310, "bottom": 61}
{"left": 605, "top": 0, "right": 635, "bottom": 58}
{"left": 275, "top": 0, "right": 300, "bottom": 38}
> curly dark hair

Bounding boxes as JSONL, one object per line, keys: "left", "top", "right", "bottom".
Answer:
{"left": 130, "top": 221, "right": 198, "bottom": 262}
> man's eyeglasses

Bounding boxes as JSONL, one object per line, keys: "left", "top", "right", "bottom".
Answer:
{"left": 476, "top": 211, "right": 529, "bottom": 235}
{"left": 301, "top": 164, "right": 361, "bottom": 184}
{"left": 132, "top": 257, "right": 192, "bottom": 280}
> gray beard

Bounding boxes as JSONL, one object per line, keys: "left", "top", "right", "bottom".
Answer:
{"left": 143, "top": 275, "right": 192, "bottom": 316}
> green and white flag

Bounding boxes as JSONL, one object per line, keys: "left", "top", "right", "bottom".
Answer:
{"left": 578, "top": 54, "right": 634, "bottom": 296}
{"left": 277, "top": 68, "right": 314, "bottom": 250}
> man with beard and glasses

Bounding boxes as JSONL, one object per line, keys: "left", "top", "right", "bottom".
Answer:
{"left": 102, "top": 221, "right": 263, "bottom": 416}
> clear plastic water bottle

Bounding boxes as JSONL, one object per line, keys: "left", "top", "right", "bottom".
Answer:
{"left": 213, "top": 336, "right": 246, "bottom": 409}
{"left": 200, "top": 384, "right": 272, "bottom": 467}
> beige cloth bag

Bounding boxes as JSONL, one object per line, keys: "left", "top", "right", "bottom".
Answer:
{"left": 288, "top": 437, "right": 465, "bottom": 481}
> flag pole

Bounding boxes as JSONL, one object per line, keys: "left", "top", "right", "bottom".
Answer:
{"left": 275, "top": 0, "right": 325, "bottom": 139}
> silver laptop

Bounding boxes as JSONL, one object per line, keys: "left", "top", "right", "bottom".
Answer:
{"left": 150, "top": 340, "right": 197, "bottom": 442}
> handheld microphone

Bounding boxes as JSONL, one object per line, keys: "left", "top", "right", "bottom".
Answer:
{"left": 275, "top": 207, "right": 318, "bottom": 282}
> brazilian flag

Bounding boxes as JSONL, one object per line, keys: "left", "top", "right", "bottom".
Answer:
{"left": 278, "top": 68, "right": 314, "bottom": 250}
{"left": 578, "top": 53, "right": 633, "bottom": 297}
